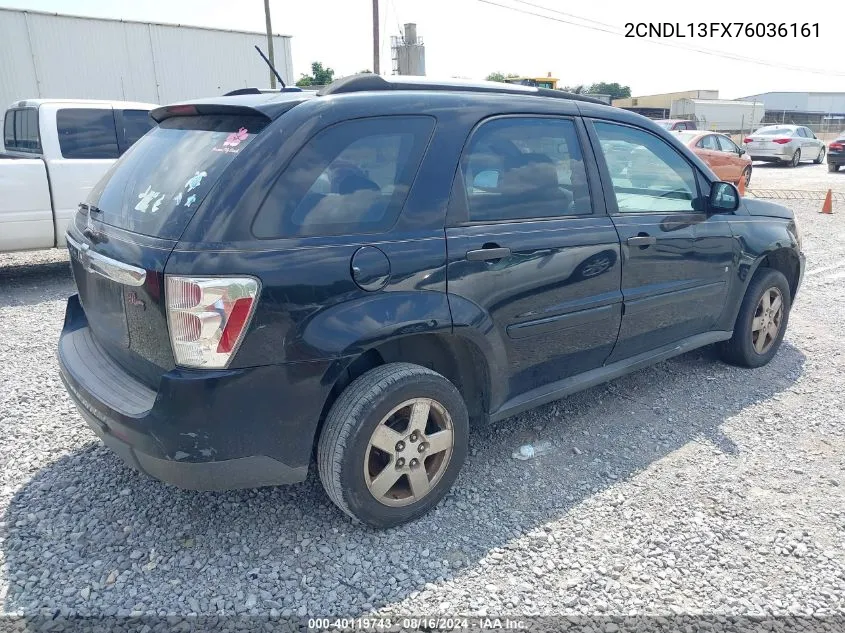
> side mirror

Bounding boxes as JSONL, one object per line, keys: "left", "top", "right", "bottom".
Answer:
{"left": 709, "top": 181, "right": 740, "bottom": 213}
{"left": 738, "top": 147, "right": 746, "bottom": 156}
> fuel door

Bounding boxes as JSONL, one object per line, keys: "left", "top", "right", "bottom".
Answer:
{"left": 350, "top": 246, "right": 391, "bottom": 291}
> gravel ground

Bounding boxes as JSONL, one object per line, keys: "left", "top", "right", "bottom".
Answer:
{"left": 750, "top": 161, "right": 845, "bottom": 194}
{"left": 1, "top": 190, "right": 844, "bottom": 630}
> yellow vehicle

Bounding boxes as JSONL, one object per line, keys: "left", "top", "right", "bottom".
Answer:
{"left": 504, "top": 73, "right": 559, "bottom": 90}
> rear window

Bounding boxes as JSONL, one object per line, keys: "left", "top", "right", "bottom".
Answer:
{"left": 757, "top": 128, "right": 793, "bottom": 136}
{"left": 673, "top": 131, "right": 699, "bottom": 143}
{"left": 655, "top": 121, "right": 673, "bottom": 130}
{"left": 3, "top": 108, "right": 40, "bottom": 153}
{"left": 57, "top": 108, "right": 119, "bottom": 159}
{"left": 87, "top": 114, "right": 266, "bottom": 239}
{"left": 253, "top": 116, "right": 434, "bottom": 238}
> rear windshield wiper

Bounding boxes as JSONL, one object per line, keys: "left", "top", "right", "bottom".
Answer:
{"left": 79, "top": 202, "right": 103, "bottom": 214}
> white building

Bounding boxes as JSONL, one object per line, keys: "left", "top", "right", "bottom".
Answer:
{"left": 0, "top": 8, "right": 294, "bottom": 109}
{"left": 737, "top": 92, "right": 845, "bottom": 120}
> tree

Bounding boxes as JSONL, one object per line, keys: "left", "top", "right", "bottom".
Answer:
{"left": 486, "top": 72, "right": 520, "bottom": 83}
{"left": 561, "top": 84, "right": 587, "bottom": 94}
{"left": 296, "top": 62, "right": 336, "bottom": 87}
{"left": 587, "top": 82, "right": 631, "bottom": 99}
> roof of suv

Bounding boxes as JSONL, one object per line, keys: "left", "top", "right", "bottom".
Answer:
{"left": 151, "top": 75, "right": 612, "bottom": 123}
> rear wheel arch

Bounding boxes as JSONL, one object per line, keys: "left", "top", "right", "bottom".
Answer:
{"left": 314, "top": 332, "right": 492, "bottom": 451}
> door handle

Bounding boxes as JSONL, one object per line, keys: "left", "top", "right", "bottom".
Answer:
{"left": 466, "top": 246, "right": 511, "bottom": 261}
{"left": 627, "top": 235, "right": 657, "bottom": 248}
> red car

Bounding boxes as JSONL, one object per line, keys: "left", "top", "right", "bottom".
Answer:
{"left": 655, "top": 119, "right": 697, "bottom": 131}
{"left": 673, "top": 131, "right": 753, "bottom": 187}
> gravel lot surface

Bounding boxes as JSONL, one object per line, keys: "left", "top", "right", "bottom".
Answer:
{"left": 750, "top": 161, "right": 845, "bottom": 194}
{"left": 1, "top": 168, "right": 844, "bottom": 630}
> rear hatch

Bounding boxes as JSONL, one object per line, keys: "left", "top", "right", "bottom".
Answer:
{"left": 67, "top": 111, "right": 268, "bottom": 387}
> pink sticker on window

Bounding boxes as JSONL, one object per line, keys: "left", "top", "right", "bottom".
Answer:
{"left": 224, "top": 128, "right": 249, "bottom": 147}
{"left": 214, "top": 127, "right": 249, "bottom": 154}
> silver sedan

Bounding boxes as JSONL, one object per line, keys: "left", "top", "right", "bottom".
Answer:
{"left": 743, "top": 125, "right": 826, "bottom": 167}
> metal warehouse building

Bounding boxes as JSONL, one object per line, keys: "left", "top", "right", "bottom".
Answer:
{"left": 737, "top": 92, "right": 845, "bottom": 127}
{"left": 0, "top": 8, "right": 294, "bottom": 108}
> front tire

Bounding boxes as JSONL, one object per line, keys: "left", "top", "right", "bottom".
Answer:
{"left": 814, "top": 147, "right": 826, "bottom": 164}
{"left": 317, "top": 363, "right": 469, "bottom": 528}
{"left": 790, "top": 149, "right": 801, "bottom": 167}
{"left": 718, "top": 267, "right": 791, "bottom": 368}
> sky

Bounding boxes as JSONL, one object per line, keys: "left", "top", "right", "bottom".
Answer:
{"left": 1, "top": 0, "right": 843, "bottom": 99}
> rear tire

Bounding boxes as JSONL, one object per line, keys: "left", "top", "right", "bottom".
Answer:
{"left": 829, "top": 163, "right": 840, "bottom": 173}
{"left": 790, "top": 149, "right": 801, "bottom": 167}
{"left": 317, "top": 363, "right": 469, "bottom": 528}
{"left": 814, "top": 147, "right": 826, "bottom": 164}
{"left": 718, "top": 267, "right": 791, "bottom": 368}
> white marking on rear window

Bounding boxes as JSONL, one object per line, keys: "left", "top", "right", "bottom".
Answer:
{"left": 184, "top": 170, "right": 208, "bottom": 192}
{"left": 135, "top": 185, "right": 161, "bottom": 212}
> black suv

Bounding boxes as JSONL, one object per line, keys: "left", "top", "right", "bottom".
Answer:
{"left": 59, "top": 76, "right": 804, "bottom": 528}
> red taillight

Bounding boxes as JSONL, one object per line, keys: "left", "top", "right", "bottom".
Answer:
{"left": 772, "top": 138, "right": 791, "bottom": 144}
{"left": 217, "top": 297, "right": 254, "bottom": 354}
{"left": 831, "top": 142, "right": 844, "bottom": 151}
{"left": 165, "top": 276, "right": 260, "bottom": 368}
{"left": 744, "top": 137, "right": 753, "bottom": 144}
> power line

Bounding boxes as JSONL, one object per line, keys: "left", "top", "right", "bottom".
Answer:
{"left": 476, "top": 0, "right": 845, "bottom": 77}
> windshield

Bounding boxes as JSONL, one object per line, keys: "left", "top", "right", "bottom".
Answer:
{"left": 87, "top": 114, "right": 267, "bottom": 240}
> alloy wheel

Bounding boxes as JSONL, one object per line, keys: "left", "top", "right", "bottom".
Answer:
{"left": 364, "top": 398, "right": 454, "bottom": 507}
{"left": 751, "top": 287, "right": 784, "bottom": 354}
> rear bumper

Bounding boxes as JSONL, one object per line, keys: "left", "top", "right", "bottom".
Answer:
{"left": 58, "top": 294, "right": 333, "bottom": 490}
{"left": 748, "top": 146, "right": 792, "bottom": 162}
{"left": 828, "top": 153, "right": 845, "bottom": 166}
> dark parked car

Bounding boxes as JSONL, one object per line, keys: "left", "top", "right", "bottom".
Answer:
{"left": 828, "top": 133, "right": 845, "bottom": 172}
{"left": 59, "top": 76, "right": 805, "bottom": 528}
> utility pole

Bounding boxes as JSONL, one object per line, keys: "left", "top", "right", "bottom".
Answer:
{"left": 264, "top": 0, "right": 277, "bottom": 88}
{"left": 372, "top": 0, "right": 380, "bottom": 75}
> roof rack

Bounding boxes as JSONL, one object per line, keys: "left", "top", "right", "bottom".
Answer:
{"left": 224, "top": 87, "right": 303, "bottom": 96}
{"left": 317, "top": 74, "right": 608, "bottom": 105}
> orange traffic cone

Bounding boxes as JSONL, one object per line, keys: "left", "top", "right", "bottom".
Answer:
{"left": 821, "top": 189, "right": 833, "bottom": 214}
{"left": 737, "top": 174, "right": 746, "bottom": 197}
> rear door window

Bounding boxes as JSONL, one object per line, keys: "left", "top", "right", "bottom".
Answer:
{"left": 56, "top": 108, "right": 119, "bottom": 159}
{"left": 460, "top": 116, "right": 591, "bottom": 222}
{"left": 88, "top": 114, "right": 267, "bottom": 239}
{"left": 697, "top": 135, "right": 719, "bottom": 150}
{"left": 3, "top": 108, "right": 41, "bottom": 153}
{"left": 118, "top": 109, "right": 155, "bottom": 151}
{"left": 253, "top": 116, "right": 435, "bottom": 238}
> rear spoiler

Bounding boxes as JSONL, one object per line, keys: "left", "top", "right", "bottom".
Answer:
{"left": 150, "top": 103, "right": 273, "bottom": 124}
{"left": 223, "top": 87, "right": 303, "bottom": 96}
